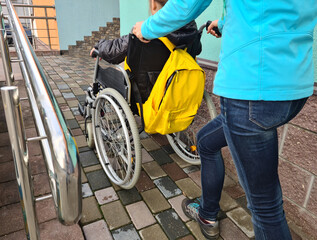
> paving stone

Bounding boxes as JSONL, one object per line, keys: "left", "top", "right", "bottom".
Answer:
{"left": 101, "top": 200, "right": 131, "bottom": 230}
{"left": 0, "top": 146, "right": 13, "bottom": 163}
{"left": 80, "top": 196, "right": 102, "bottom": 224}
{"left": 71, "top": 107, "right": 81, "bottom": 116}
{"left": 141, "top": 138, "right": 161, "bottom": 151}
{"left": 178, "top": 235, "right": 196, "bottom": 240}
{"left": 226, "top": 207, "right": 254, "bottom": 239}
{"left": 79, "top": 146, "right": 91, "bottom": 153}
{"left": 81, "top": 168, "right": 88, "bottom": 183}
{"left": 33, "top": 173, "right": 51, "bottom": 196}
{"left": 186, "top": 221, "right": 206, "bottom": 240}
{"left": 86, "top": 169, "right": 111, "bottom": 191}
{"left": 154, "top": 176, "right": 182, "bottom": 199}
{"left": 155, "top": 209, "right": 189, "bottom": 239}
{"left": 95, "top": 187, "right": 119, "bottom": 205}
{"left": 220, "top": 218, "right": 249, "bottom": 240}
{"left": 117, "top": 187, "right": 142, "bottom": 205}
{"left": 67, "top": 119, "right": 80, "bottom": 129}
{"left": 141, "top": 188, "right": 170, "bottom": 213}
{"left": 149, "top": 149, "right": 174, "bottom": 165}
{"left": 176, "top": 178, "right": 201, "bottom": 199}
{"left": 76, "top": 94, "right": 86, "bottom": 103}
{"left": 35, "top": 198, "right": 56, "bottom": 223}
{"left": 62, "top": 92, "right": 76, "bottom": 99}
{"left": 84, "top": 164, "right": 102, "bottom": 173}
{"left": 188, "top": 170, "right": 201, "bottom": 188}
{"left": 236, "top": 196, "right": 251, "bottom": 215}
{"left": 162, "top": 144, "right": 175, "bottom": 154}
{"left": 0, "top": 229, "right": 27, "bottom": 240}
{"left": 161, "top": 162, "right": 188, "bottom": 181}
{"left": 0, "top": 203, "right": 25, "bottom": 236}
{"left": 80, "top": 85, "right": 91, "bottom": 91}
{"left": 139, "top": 224, "right": 168, "bottom": 240}
{"left": 219, "top": 191, "right": 239, "bottom": 212}
{"left": 139, "top": 131, "right": 149, "bottom": 139}
{"left": 62, "top": 110, "right": 74, "bottom": 120}
{"left": 168, "top": 195, "right": 190, "bottom": 222}
{"left": 223, "top": 174, "right": 236, "bottom": 188}
{"left": 82, "top": 183, "right": 93, "bottom": 198}
{"left": 111, "top": 224, "right": 140, "bottom": 240}
{"left": 83, "top": 220, "right": 113, "bottom": 240}
{"left": 79, "top": 150, "right": 99, "bottom": 167}
{"left": 126, "top": 201, "right": 156, "bottom": 229}
{"left": 135, "top": 171, "right": 155, "bottom": 192}
{"left": 39, "top": 219, "right": 84, "bottom": 240}
{"left": 183, "top": 165, "right": 200, "bottom": 174}
{"left": 224, "top": 184, "right": 245, "bottom": 199}
{"left": 57, "top": 83, "right": 70, "bottom": 90}
{"left": 170, "top": 153, "right": 191, "bottom": 168}
{"left": 142, "top": 161, "right": 167, "bottom": 180}
{"left": 0, "top": 161, "right": 15, "bottom": 183}
{"left": 151, "top": 134, "right": 170, "bottom": 146}
{"left": 141, "top": 148, "right": 154, "bottom": 163}
{"left": 67, "top": 100, "right": 79, "bottom": 108}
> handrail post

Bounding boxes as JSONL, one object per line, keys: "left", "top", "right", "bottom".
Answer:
{"left": 44, "top": 7, "right": 51, "bottom": 49}
{"left": 0, "top": 10, "right": 14, "bottom": 85}
{"left": 1, "top": 86, "right": 40, "bottom": 240}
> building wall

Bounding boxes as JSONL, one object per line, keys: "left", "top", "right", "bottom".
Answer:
{"left": 314, "top": 26, "right": 317, "bottom": 83}
{"left": 33, "top": 0, "right": 60, "bottom": 50}
{"left": 55, "top": 0, "right": 119, "bottom": 50}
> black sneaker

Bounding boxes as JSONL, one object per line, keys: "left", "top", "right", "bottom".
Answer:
{"left": 181, "top": 198, "right": 220, "bottom": 240}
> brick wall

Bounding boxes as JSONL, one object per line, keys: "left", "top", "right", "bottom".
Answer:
{"left": 67, "top": 18, "right": 120, "bottom": 57}
{"left": 203, "top": 66, "right": 317, "bottom": 240}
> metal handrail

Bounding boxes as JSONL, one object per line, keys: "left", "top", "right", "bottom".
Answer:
{"left": 2, "top": 0, "right": 81, "bottom": 232}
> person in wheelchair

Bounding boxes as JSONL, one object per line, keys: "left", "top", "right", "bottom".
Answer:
{"left": 90, "top": 0, "right": 202, "bottom": 106}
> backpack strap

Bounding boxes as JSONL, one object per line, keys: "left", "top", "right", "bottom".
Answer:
{"left": 159, "top": 37, "right": 176, "bottom": 52}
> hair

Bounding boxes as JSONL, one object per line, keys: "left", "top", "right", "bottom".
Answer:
{"left": 150, "top": 0, "right": 168, "bottom": 8}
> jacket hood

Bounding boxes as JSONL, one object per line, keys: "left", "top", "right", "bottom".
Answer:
{"left": 166, "top": 21, "right": 200, "bottom": 46}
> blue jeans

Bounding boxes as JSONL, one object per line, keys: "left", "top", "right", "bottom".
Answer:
{"left": 197, "top": 97, "right": 307, "bottom": 240}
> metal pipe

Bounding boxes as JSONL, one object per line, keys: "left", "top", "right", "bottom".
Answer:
{"left": 0, "top": 10, "right": 14, "bottom": 85}
{"left": 44, "top": 7, "right": 51, "bottom": 49}
{"left": 1, "top": 86, "right": 40, "bottom": 240}
{"left": 5, "top": 0, "right": 81, "bottom": 225}
{"left": 1, "top": 3, "right": 56, "bottom": 8}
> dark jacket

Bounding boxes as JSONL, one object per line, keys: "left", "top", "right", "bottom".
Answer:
{"left": 95, "top": 21, "right": 202, "bottom": 64}
{"left": 94, "top": 21, "right": 202, "bottom": 104}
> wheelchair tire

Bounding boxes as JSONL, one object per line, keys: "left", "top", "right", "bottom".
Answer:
{"left": 92, "top": 88, "right": 141, "bottom": 189}
{"left": 86, "top": 122, "right": 95, "bottom": 149}
{"left": 166, "top": 90, "right": 217, "bottom": 165}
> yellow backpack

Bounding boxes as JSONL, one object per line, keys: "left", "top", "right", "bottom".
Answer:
{"left": 141, "top": 37, "right": 205, "bottom": 135}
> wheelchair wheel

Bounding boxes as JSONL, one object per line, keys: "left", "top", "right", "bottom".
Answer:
{"left": 86, "top": 122, "right": 95, "bottom": 149}
{"left": 166, "top": 90, "right": 217, "bottom": 165}
{"left": 92, "top": 88, "right": 141, "bottom": 189}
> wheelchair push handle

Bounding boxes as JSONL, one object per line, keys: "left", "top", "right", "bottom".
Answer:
{"left": 199, "top": 21, "right": 222, "bottom": 37}
{"left": 91, "top": 49, "right": 99, "bottom": 58}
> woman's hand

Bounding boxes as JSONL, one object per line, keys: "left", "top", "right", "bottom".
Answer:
{"left": 207, "top": 19, "right": 221, "bottom": 38}
{"left": 133, "top": 21, "right": 150, "bottom": 43}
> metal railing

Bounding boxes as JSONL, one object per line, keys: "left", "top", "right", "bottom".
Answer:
{"left": 1, "top": 1, "right": 58, "bottom": 49}
{"left": 0, "top": 0, "right": 81, "bottom": 239}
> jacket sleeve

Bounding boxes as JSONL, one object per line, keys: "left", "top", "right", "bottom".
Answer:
{"left": 141, "top": 0, "right": 212, "bottom": 40}
{"left": 95, "top": 35, "right": 129, "bottom": 64}
{"left": 218, "top": 16, "right": 226, "bottom": 33}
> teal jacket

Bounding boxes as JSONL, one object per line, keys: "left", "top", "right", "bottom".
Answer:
{"left": 141, "top": 0, "right": 317, "bottom": 100}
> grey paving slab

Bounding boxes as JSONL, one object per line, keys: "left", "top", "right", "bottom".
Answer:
{"left": 57, "top": 83, "right": 70, "bottom": 90}
{"left": 153, "top": 176, "right": 182, "bottom": 199}
{"left": 149, "top": 149, "right": 174, "bottom": 165}
{"left": 183, "top": 165, "right": 200, "bottom": 174}
{"left": 170, "top": 153, "right": 192, "bottom": 168}
{"left": 142, "top": 161, "right": 167, "bottom": 180}
{"left": 80, "top": 197, "right": 102, "bottom": 224}
{"left": 66, "top": 119, "right": 80, "bottom": 129}
{"left": 155, "top": 209, "right": 189, "bottom": 239}
{"left": 62, "top": 92, "right": 76, "bottom": 99}
{"left": 141, "top": 138, "right": 161, "bottom": 151}
{"left": 162, "top": 144, "right": 175, "bottom": 154}
{"left": 186, "top": 221, "right": 207, "bottom": 240}
{"left": 141, "top": 148, "right": 154, "bottom": 163}
{"left": 86, "top": 169, "right": 111, "bottom": 191}
{"left": 236, "top": 196, "right": 251, "bottom": 215}
{"left": 111, "top": 224, "right": 140, "bottom": 240}
{"left": 175, "top": 178, "right": 201, "bottom": 199}
{"left": 117, "top": 187, "right": 142, "bottom": 205}
{"left": 79, "top": 150, "right": 99, "bottom": 167}
{"left": 82, "top": 183, "right": 93, "bottom": 198}
{"left": 219, "top": 191, "right": 239, "bottom": 212}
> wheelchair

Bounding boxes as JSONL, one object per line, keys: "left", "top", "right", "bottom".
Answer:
{"left": 79, "top": 23, "right": 217, "bottom": 189}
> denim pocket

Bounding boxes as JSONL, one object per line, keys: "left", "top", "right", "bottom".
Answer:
{"left": 249, "top": 100, "right": 292, "bottom": 130}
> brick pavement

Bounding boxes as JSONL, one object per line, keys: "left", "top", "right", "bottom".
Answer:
{"left": 0, "top": 55, "right": 307, "bottom": 240}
